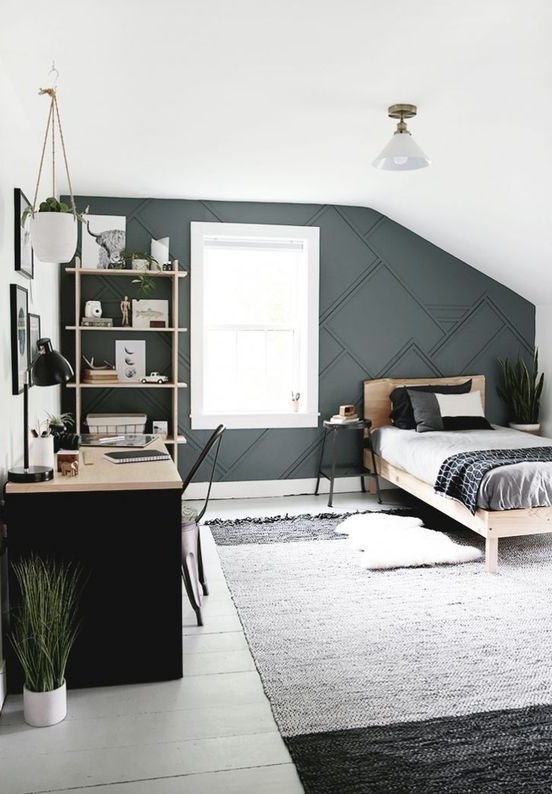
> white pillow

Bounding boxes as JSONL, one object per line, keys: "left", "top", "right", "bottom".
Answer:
{"left": 435, "top": 390, "right": 484, "bottom": 417}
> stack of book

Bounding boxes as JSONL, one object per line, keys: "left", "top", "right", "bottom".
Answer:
{"left": 82, "top": 368, "right": 119, "bottom": 384}
{"left": 329, "top": 413, "right": 360, "bottom": 424}
{"left": 81, "top": 317, "right": 113, "bottom": 327}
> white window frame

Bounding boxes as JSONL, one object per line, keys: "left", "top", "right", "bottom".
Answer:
{"left": 190, "top": 221, "right": 319, "bottom": 429}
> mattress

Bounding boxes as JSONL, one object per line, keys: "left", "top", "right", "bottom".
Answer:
{"left": 371, "top": 424, "right": 552, "bottom": 510}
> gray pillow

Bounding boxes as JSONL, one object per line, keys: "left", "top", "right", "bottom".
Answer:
{"left": 406, "top": 389, "right": 443, "bottom": 433}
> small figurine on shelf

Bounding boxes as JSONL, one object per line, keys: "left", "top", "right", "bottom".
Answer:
{"left": 120, "top": 295, "right": 131, "bottom": 327}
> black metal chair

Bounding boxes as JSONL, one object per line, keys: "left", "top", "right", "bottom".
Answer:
{"left": 181, "top": 424, "right": 225, "bottom": 626}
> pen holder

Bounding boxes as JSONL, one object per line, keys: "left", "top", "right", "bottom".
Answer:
{"left": 31, "top": 435, "right": 55, "bottom": 470}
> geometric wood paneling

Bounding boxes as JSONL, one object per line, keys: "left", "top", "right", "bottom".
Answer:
{"left": 61, "top": 197, "right": 535, "bottom": 484}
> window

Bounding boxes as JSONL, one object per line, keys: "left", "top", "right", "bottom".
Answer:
{"left": 191, "top": 222, "right": 319, "bottom": 429}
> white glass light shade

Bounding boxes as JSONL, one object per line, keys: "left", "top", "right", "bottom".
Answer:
{"left": 372, "top": 131, "right": 430, "bottom": 171}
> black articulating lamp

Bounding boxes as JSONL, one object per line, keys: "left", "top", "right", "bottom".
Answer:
{"left": 8, "top": 338, "right": 74, "bottom": 483}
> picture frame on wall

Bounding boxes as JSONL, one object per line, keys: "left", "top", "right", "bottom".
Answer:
{"left": 28, "top": 313, "right": 41, "bottom": 385}
{"left": 14, "top": 188, "right": 34, "bottom": 279}
{"left": 10, "top": 284, "right": 29, "bottom": 395}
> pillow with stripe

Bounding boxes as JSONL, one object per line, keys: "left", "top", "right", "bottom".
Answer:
{"left": 407, "top": 389, "right": 493, "bottom": 433}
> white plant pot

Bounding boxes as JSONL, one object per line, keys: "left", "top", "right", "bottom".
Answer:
{"left": 30, "top": 213, "right": 78, "bottom": 263}
{"left": 23, "top": 680, "right": 67, "bottom": 727}
{"left": 508, "top": 422, "right": 540, "bottom": 435}
{"left": 131, "top": 258, "right": 150, "bottom": 272}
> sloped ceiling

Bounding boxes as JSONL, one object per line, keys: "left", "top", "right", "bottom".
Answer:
{"left": 2, "top": 0, "right": 550, "bottom": 303}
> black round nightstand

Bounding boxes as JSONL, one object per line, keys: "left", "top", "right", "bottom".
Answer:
{"left": 314, "top": 419, "right": 381, "bottom": 508}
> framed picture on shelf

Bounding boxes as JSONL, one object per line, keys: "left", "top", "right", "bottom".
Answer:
{"left": 132, "top": 299, "right": 169, "bottom": 328}
{"left": 28, "top": 313, "right": 41, "bottom": 383}
{"left": 115, "top": 340, "right": 146, "bottom": 383}
{"left": 10, "top": 284, "right": 29, "bottom": 394}
{"left": 81, "top": 214, "right": 126, "bottom": 269}
{"left": 14, "top": 188, "right": 34, "bottom": 278}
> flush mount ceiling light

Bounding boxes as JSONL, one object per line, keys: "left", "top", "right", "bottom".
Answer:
{"left": 372, "top": 103, "right": 430, "bottom": 171}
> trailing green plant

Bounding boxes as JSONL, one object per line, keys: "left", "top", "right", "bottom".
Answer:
{"left": 10, "top": 555, "right": 83, "bottom": 692}
{"left": 497, "top": 349, "right": 544, "bottom": 424}
{"left": 131, "top": 271, "right": 156, "bottom": 300}
{"left": 21, "top": 196, "right": 88, "bottom": 227}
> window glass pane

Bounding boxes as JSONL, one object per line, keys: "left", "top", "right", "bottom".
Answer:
{"left": 204, "top": 246, "right": 298, "bottom": 325}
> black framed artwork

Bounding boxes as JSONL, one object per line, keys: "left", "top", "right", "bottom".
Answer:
{"left": 10, "top": 284, "right": 29, "bottom": 395}
{"left": 14, "top": 188, "right": 34, "bottom": 279}
{"left": 28, "top": 313, "right": 41, "bottom": 384}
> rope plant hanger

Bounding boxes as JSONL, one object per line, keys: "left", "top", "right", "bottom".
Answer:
{"left": 26, "top": 64, "right": 83, "bottom": 264}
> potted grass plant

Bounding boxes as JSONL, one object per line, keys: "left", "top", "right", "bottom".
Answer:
{"left": 10, "top": 554, "right": 83, "bottom": 727}
{"left": 497, "top": 349, "right": 544, "bottom": 434}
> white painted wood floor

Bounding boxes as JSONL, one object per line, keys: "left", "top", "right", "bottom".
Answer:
{"left": 0, "top": 490, "right": 410, "bottom": 794}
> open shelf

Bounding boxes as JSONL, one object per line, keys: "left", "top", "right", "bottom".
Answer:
{"left": 68, "top": 382, "right": 188, "bottom": 389}
{"left": 66, "top": 326, "right": 188, "bottom": 332}
{"left": 66, "top": 267, "right": 188, "bottom": 278}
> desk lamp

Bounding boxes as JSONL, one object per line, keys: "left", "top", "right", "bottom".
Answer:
{"left": 8, "top": 338, "right": 74, "bottom": 483}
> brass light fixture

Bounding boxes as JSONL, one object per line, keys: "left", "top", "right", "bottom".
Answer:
{"left": 372, "top": 104, "right": 430, "bottom": 171}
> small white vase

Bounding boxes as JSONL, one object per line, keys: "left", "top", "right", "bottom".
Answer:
{"left": 23, "top": 681, "right": 67, "bottom": 727}
{"left": 30, "top": 213, "right": 78, "bottom": 263}
{"left": 508, "top": 422, "right": 541, "bottom": 435}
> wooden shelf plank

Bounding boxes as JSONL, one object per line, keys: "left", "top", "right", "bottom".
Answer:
{"left": 65, "top": 268, "right": 188, "bottom": 278}
{"left": 67, "top": 382, "right": 188, "bottom": 389}
{"left": 66, "top": 326, "right": 188, "bottom": 332}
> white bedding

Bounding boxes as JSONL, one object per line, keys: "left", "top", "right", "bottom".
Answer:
{"left": 371, "top": 424, "right": 552, "bottom": 510}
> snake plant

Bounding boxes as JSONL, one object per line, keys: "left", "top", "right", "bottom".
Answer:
{"left": 497, "top": 349, "right": 544, "bottom": 424}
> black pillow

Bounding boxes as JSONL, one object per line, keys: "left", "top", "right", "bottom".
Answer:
{"left": 390, "top": 379, "right": 473, "bottom": 429}
{"left": 442, "top": 416, "right": 494, "bottom": 431}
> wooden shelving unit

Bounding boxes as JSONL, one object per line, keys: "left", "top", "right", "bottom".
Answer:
{"left": 65, "top": 264, "right": 189, "bottom": 466}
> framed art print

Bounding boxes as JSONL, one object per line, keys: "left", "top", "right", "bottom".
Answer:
{"left": 14, "top": 188, "right": 34, "bottom": 278}
{"left": 10, "top": 284, "right": 29, "bottom": 394}
{"left": 28, "top": 313, "right": 41, "bottom": 383}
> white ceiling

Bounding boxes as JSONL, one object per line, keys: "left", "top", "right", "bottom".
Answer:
{"left": 2, "top": 0, "right": 551, "bottom": 303}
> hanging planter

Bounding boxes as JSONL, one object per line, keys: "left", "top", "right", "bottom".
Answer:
{"left": 30, "top": 209, "right": 78, "bottom": 264}
{"left": 24, "top": 66, "right": 86, "bottom": 264}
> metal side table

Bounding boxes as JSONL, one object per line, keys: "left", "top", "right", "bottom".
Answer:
{"left": 314, "top": 419, "right": 382, "bottom": 508}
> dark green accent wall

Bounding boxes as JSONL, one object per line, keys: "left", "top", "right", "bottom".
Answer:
{"left": 61, "top": 197, "right": 535, "bottom": 484}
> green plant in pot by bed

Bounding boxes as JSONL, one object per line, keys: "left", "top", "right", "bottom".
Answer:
{"left": 497, "top": 349, "right": 544, "bottom": 434}
{"left": 10, "top": 554, "right": 83, "bottom": 727}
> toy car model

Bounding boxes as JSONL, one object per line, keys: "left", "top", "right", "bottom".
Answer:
{"left": 140, "top": 372, "right": 169, "bottom": 384}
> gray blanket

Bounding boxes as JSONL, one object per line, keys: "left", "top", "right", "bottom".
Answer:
{"left": 371, "top": 425, "right": 552, "bottom": 510}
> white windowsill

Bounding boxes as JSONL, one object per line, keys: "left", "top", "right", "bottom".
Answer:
{"left": 191, "top": 412, "right": 319, "bottom": 430}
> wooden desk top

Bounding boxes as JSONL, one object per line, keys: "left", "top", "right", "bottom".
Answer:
{"left": 5, "top": 438, "right": 183, "bottom": 495}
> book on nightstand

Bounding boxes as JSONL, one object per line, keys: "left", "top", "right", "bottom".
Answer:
{"left": 329, "top": 414, "right": 360, "bottom": 424}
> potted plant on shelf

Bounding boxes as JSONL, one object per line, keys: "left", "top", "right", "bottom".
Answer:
{"left": 10, "top": 554, "right": 83, "bottom": 727}
{"left": 497, "top": 349, "right": 544, "bottom": 434}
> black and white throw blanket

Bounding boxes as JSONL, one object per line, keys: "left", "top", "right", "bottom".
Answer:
{"left": 435, "top": 446, "right": 552, "bottom": 514}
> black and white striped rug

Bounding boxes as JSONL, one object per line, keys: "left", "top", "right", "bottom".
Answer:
{"left": 209, "top": 511, "right": 552, "bottom": 793}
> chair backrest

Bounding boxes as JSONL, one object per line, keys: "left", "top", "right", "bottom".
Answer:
{"left": 182, "top": 424, "right": 225, "bottom": 521}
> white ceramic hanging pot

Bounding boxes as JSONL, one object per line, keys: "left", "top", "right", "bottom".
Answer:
{"left": 508, "top": 422, "right": 541, "bottom": 435}
{"left": 30, "top": 213, "right": 78, "bottom": 263}
{"left": 23, "top": 680, "right": 67, "bottom": 727}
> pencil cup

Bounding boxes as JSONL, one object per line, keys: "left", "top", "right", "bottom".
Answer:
{"left": 31, "top": 435, "right": 55, "bottom": 470}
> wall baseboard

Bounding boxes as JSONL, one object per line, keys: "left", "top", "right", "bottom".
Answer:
{"left": 184, "top": 476, "right": 392, "bottom": 501}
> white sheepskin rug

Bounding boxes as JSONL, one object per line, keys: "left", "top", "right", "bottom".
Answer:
{"left": 335, "top": 513, "right": 482, "bottom": 570}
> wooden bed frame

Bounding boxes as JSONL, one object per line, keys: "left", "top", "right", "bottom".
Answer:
{"left": 363, "top": 375, "right": 552, "bottom": 573}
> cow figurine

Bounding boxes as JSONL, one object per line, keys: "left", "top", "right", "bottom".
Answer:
{"left": 60, "top": 460, "right": 79, "bottom": 477}
{"left": 86, "top": 221, "right": 126, "bottom": 269}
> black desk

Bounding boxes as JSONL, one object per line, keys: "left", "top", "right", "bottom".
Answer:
{"left": 314, "top": 419, "right": 381, "bottom": 508}
{"left": 4, "top": 439, "right": 183, "bottom": 693}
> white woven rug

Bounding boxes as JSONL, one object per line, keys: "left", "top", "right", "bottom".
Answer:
{"left": 334, "top": 513, "right": 482, "bottom": 569}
